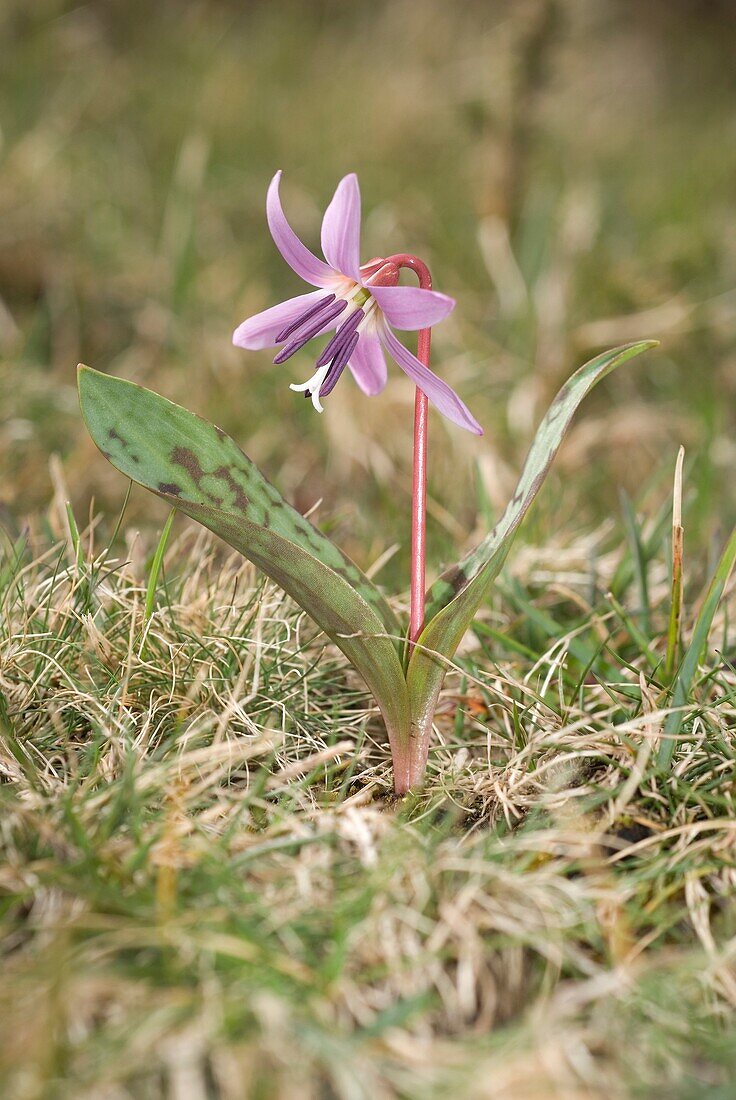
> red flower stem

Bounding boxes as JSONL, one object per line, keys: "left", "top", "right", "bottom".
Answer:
{"left": 410, "top": 350, "right": 430, "bottom": 644}
{"left": 385, "top": 253, "right": 432, "bottom": 645}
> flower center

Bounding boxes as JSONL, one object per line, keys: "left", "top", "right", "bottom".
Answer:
{"left": 276, "top": 258, "right": 399, "bottom": 412}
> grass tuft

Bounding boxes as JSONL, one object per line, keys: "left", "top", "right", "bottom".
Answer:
{"left": 1, "top": 504, "right": 734, "bottom": 1097}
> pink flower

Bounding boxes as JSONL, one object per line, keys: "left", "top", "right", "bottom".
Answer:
{"left": 233, "top": 172, "right": 482, "bottom": 434}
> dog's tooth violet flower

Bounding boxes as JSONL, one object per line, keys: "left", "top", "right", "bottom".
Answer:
{"left": 233, "top": 171, "right": 482, "bottom": 434}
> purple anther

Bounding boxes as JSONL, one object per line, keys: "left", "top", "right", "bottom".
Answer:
{"left": 315, "top": 308, "right": 363, "bottom": 368}
{"left": 273, "top": 299, "right": 347, "bottom": 364}
{"left": 320, "top": 332, "right": 360, "bottom": 397}
{"left": 274, "top": 293, "right": 336, "bottom": 343}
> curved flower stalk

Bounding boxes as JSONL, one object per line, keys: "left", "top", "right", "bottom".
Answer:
{"left": 78, "top": 171, "right": 656, "bottom": 793}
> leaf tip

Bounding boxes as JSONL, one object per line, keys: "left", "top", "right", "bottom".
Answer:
{"left": 77, "top": 363, "right": 99, "bottom": 398}
{"left": 607, "top": 338, "right": 659, "bottom": 370}
{"left": 624, "top": 339, "right": 659, "bottom": 357}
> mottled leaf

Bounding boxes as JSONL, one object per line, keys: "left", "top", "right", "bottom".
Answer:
{"left": 406, "top": 342, "right": 657, "bottom": 785}
{"left": 79, "top": 367, "right": 411, "bottom": 774}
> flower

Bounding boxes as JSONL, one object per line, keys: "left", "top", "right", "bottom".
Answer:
{"left": 233, "top": 172, "right": 482, "bottom": 434}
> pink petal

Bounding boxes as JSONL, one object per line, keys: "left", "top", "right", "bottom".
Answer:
{"left": 380, "top": 326, "right": 483, "bottom": 435}
{"left": 348, "top": 334, "right": 388, "bottom": 396}
{"left": 370, "top": 286, "right": 456, "bottom": 330}
{"left": 320, "top": 173, "right": 362, "bottom": 281}
{"left": 267, "top": 172, "right": 334, "bottom": 288}
{"left": 232, "top": 290, "right": 325, "bottom": 350}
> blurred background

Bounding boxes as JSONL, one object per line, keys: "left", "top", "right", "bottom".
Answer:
{"left": 2, "top": 0, "right": 736, "bottom": 586}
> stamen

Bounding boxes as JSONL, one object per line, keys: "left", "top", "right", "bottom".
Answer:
{"left": 273, "top": 299, "right": 347, "bottom": 364}
{"left": 315, "top": 308, "right": 363, "bottom": 368}
{"left": 320, "top": 332, "right": 360, "bottom": 397}
{"left": 275, "top": 293, "right": 335, "bottom": 343}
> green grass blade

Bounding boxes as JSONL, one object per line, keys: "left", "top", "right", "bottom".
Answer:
{"left": 619, "top": 489, "right": 651, "bottom": 635}
{"left": 145, "top": 507, "right": 176, "bottom": 621}
{"left": 64, "top": 500, "right": 84, "bottom": 569}
{"left": 109, "top": 479, "right": 133, "bottom": 549}
{"left": 656, "top": 524, "right": 736, "bottom": 771}
{"left": 605, "top": 590, "right": 659, "bottom": 672}
{"left": 664, "top": 447, "right": 685, "bottom": 684}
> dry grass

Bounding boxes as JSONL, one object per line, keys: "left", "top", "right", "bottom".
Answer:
{"left": 1, "top": 500, "right": 735, "bottom": 1098}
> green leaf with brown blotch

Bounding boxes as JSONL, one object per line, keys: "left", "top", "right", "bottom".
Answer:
{"left": 78, "top": 366, "right": 400, "bottom": 635}
{"left": 405, "top": 341, "right": 657, "bottom": 786}
{"left": 78, "top": 366, "right": 412, "bottom": 779}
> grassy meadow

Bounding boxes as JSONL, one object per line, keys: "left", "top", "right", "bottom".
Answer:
{"left": 1, "top": 2, "right": 736, "bottom": 1096}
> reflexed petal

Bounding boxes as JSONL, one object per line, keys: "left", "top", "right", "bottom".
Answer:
{"left": 348, "top": 334, "right": 388, "bottom": 396}
{"left": 233, "top": 290, "right": 325, "bottom": 350}
{"left": 267, "top": 172, "right": 334, "bottom": 287}
{"left": 380, "top": 325, "right": 483, "bottom": 435}
{"left": 321, "top": 173, "right": 362, "bottom": 281}
{"left": 371, "top": 286, "right": 456, "bottom": 330}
